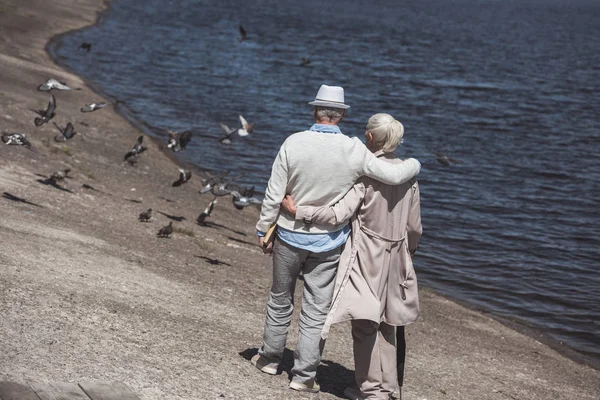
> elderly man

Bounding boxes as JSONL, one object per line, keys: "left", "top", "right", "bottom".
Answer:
{"left": 252, "top": 84, "right": 421, "bottom": 393}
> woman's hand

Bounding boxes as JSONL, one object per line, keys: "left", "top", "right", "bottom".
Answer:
{"left": 281, "top": 194, "right": 297, "bottom": 216}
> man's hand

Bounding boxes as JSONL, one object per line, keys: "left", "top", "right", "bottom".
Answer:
{"left": 258, "top": 235, "right": 273, "bottom": 254}
{"left": 281, "top": 194, "right": 297, "bottom": 216}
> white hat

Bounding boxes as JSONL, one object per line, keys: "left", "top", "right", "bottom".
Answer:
{"left": 308, "top": 84, "right": 350, "bottom": 109}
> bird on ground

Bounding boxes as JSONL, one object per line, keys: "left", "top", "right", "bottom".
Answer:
{"left": 139, "top": 208, "right": 152, "bottom": 222}
{"left": 211, "top": 174, "right": 244, "bottom": 196}
{"left": 218, "top": 123, "right": 238, "bottom": 145}
{"left": 37, "top": 78, "right": 79, "bottom": 92}
{"left": 78, "top": 42, "right": 92, "bottom": 52}
{"left": 238, "top": 24, "right": 247, "bottom": 42}
{"left": 197, "top": 197, "right": 217, "bottom": 226}
{"left": 172, "top": 169, "right": 192, "bottom": 187}
{"left": 167, "top": 130, "right": 192, "bottom": 152}
{"left": 124, "top": 135, "right": 147, "bottom": 161}
{"left": 157, "top": 221, "right": 173, "bottom": 237}
{"left": 1, "top": 133, "right": 31, "bottom": 147}
{"left": 30, "top": 94, "right": 56, "bottom": 126}
{"left": 50, "top": 168, "right": 71, "bottom": 181}
{"left": 238, "top": 115, "right": 254, "bottom": 136}
{"left": 300, "top": 58, "right": 311, "bottom": 66}
{"left": 230, "top": 190, "right": 262, "bottom": 210}
{"left": 53, "top": 122, "right": 77, "bottom": 142}
{"left": 80, "top": 102, "right": 107, "bottom": 113}
{"left": 433, "top": 151, "right": 460, "bottom": 166}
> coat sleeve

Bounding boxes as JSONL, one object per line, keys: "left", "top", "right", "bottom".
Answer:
{"left": 256, "top": 144, "right": 289, "bottom": 233}
{"left": 355, "top": 139, "right": 421, "bottom": 184}
{"left": 407, "top": 181, "right": 422, "bottom": 254}
{"left": 295, "top": 182, "right": 365, "bottom": 226}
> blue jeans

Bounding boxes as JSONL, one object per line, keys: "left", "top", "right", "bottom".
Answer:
{"left": 259, "top": 238, "right": 342, "bottom": 383}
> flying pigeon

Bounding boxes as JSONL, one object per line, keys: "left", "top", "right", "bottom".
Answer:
{"left": 172, "top": 169, "right": 192, "bottom": 187}
{"left": 238, "top": 24, "right": 247, "bottom": 42}
{"left": 230, "top": 190, "right": 262, "bottom": 210}
{"left": 1, "top": 133, "right": 31, "bottom": 147}
{"left": 238, "top": 115, "right": 253, "bottom": 136}
{"left": 138, "top": 208, "right": 152, "bottom": 222}
{"left": 433, "top": 151, "right": 461, "bottom": 166}
{"left": 211, "top": 174, "right": 244, "bottom": 196}
{"left": 218, "top": 123, "right": 238, "bottom": 145}
{"left": 80, "top": 102, "right": 107, "bottom": 113}
{"left": 167, "top": 130, "right": 192, "bottom": 152}
{"left": 53, "top": 122, "right": 77, "bottom": 142}
{"left": 157, "top": 221, "right": 173, "bottom": 237}
{"left": 30, "top": 94, "right": 56, "bottom": 126}
{"left": 124, "top": 135, "right": 147, "bottom": 161}
{"left": 37, "top": 78, "right": 79, "bottom": 92}
{"left": 51, "top": 168, "right": 71, "bottom": 181}
{"left": 197, "top": 197, "right": 217, "bottom": 225}
{"left": 78, "top": 42, "right": 92, "bottom": 52}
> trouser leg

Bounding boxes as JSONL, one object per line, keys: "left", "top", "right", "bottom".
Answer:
{"left": 352, "top": 319, "right": 379, "bottom": 398}
{"left": 259, "top": 239, "right": 305, "bottom": 363}
{"left": 352, "top": 320, "right": 396, "bottom": 399}
{"left": 396, "top": 325, "right": 406, "bottom": 388}
{"left": 379, "top": 322, "right": 397, "bottom": 396}
{"left": 291, "top": 245, "right": 341, "bottom": 383}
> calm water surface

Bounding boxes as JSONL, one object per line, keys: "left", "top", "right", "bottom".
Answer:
{"left": 51, "top": 0, "right": 600, "bottom": 364}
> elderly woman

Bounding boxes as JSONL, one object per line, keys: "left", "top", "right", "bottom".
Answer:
{"left": 282, "top": 113, "right": 422, "bottom": 400}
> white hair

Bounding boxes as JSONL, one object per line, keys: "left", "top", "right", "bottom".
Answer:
{"left": 314, "top": 106, "right": 345, "bottom": 123}
{"left": 366, "top": 113, "right": 404, "bottom": 153}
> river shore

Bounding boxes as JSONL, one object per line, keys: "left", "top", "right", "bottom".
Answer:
{"left": 0, "top": 1, "right": 599, "bottom": 399}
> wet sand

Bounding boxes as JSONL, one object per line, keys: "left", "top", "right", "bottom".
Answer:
{"left": 0, "top": 1, "right": 599, "bottom": 399}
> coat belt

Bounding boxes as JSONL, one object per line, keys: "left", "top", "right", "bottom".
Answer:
{"left": 360, "top": 225, "right": 406, "bottom": 243}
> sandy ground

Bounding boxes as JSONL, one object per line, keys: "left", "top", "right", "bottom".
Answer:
{"left": 0, "top": 1, "right": 599, "bottom": 399}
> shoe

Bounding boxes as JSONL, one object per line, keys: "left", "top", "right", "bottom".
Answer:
{"left": 343, "top": 386, "right": 365, "bottom": 400}
{"left": 390, "top": 387, "right": 402, "bottom": 399}
{"left": 289, "top": 379, "right": 320, "bottom": 393}
{"left": 251, "top": 354, "right": 278, "bottom": 375}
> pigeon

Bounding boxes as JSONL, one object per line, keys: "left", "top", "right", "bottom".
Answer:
{"left": 199, "top": 176, "right": 218, "bottom": 194}
{"left": 211, "top": 174, "right": 244, "bottom": 197}
{"left": 78, "top": 42, "right": 92, "bottom": 52}
{"left": 157, "top": 221, "right": 173, "bottom": 237}
{"left": 197, "top": 198, "right": 217, "bottom": 226}
{"left": 230, "top": 190, "right": 262, "bottom": 210}
{"left": 1, "top": 133, "right": 31, "bottom": 147}
{"left": 50, "top": 168, "right": 71, "bottom": 181}
{"left": 139, "top": 208, "right": 152, "bottom": 222}
{"left": 53, "top": 122, "right": 77, "bottom": 142}
{"left": 300, "top": 58, "right": 311, "bottom": 66}
{"left": 238, "top": 115, "right": 253, "bottom": 136}
{"left": 433, "top": 151, "right": 460, "bottom": 166}
{"left": 172, "top": 169, "right": 192, "bottom": 187}
{"left": 124, "top": 135, "right": 147, "bottom": 161}
{"left": 37, "top": 78, "right": 79, "bottom": 92}
{"left": 80, "top": 102, "right": 107, "bottom": 113}
{"left": 167, "top": 130, "right": 192, "bottom": 152}
{"left": 218, "top": 123, "right": 238, "bottom": 145}
{"left": 238, "top": 24, "right": 247, "bottom": 42}
{"left": 30, "top": 94, "right": 56, "bottom": 126}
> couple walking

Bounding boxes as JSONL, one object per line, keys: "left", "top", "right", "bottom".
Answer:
{"left": 253, "top": 84, "right": 423, "bottom": 400}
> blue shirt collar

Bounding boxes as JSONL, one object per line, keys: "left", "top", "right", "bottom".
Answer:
{"left": 309, "top": 124, "right": 342, "bottom": 134}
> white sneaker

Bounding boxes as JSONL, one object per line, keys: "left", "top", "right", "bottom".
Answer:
{"left": 289, "top": 380, "right": 321, "bottom": 393}
{"left": 250, "top": 354, "right": 278, "bottom": 375}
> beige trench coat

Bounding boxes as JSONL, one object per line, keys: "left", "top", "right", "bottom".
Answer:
{"left": 295, "top": 152, "right": 422, "bottom": 339}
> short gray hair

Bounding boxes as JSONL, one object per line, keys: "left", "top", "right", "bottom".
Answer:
{"left": 366, "top": 113, "right": 404, "bottom": 153}
{"left": 314, "top": 106, "right": 345, "bottom": 123}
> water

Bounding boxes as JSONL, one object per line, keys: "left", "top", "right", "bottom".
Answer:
{"left": 50, "top": 0, "right": 600, "bottom": 364}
